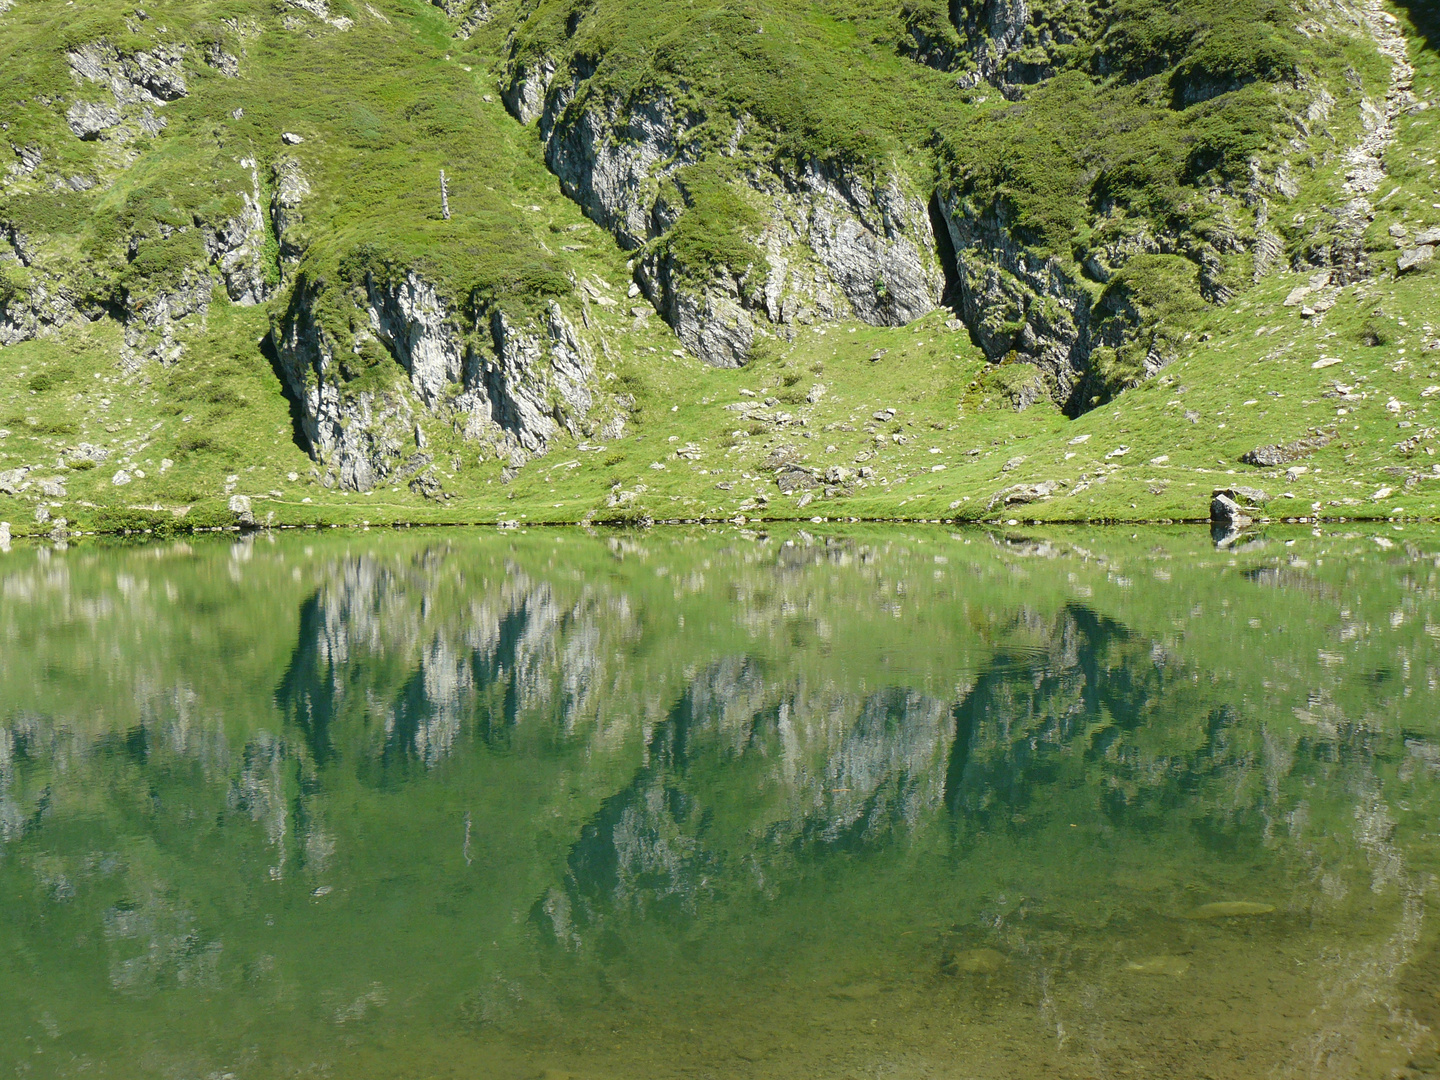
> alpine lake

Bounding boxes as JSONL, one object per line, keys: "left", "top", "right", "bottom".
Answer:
{"left": 2, "top": 522, "right": 1439, "bottom": 1080}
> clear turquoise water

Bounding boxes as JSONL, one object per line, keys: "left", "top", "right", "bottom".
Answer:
{"left": 2, "top": 525, "right": 1438, "bottom": 1079}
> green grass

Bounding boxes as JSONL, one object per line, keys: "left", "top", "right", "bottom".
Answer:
{"left": 0, "top": 0, "right": 1438, "bottom": 534}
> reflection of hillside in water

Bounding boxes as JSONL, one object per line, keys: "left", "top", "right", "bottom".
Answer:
{"left": 4, "top": 540, "right": 1433, "bottom": 888}
{"left": 537, "top": 666, "right": 955, "bottom": 944}
{"left": 945, "top": 603, "right": 1244, "bottom": 831}
{"left": 275, "top": 552, "right": 636, "bottom": 772}
{"left": 2, "top": 534, "right": 1440, "bottom": 1076}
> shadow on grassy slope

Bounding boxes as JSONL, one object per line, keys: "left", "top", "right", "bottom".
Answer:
{"left": 1392, "top": 0, "right": 1437, "bottom": 52}
{"left": 262, "top": 330, "right": 310, "bottom": 460}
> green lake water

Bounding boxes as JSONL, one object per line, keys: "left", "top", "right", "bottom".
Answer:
{"left": 2, "top": 524, "right": 1439, "bottom": 1079}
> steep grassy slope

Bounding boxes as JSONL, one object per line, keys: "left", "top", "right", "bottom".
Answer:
{"left": 0, "top": 0, "right": 1437, "bottom": 536}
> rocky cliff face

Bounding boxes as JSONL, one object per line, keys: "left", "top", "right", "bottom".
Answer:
{"left": 934, "top": 196, "right": 1211, "bottom": 411}
{"left": 204, "top": 159, "right": 275, "bottom": 307}
{"left": 65, "top": 39, "right": 188, "bottom": 142}
{"left": 2, "top": 33, "right": 274, "bottom": 363}
{"left": 273, "top": 270, "right": 598, "bottom": 491}
{"left": 917, "top": 0, "right": 1410, "bottom": 410}
{"left": 481, "top": 0, "right": 1385, "bottom": 410}
{"left": 506, "top": 64, "right": 944, "bottom": 366}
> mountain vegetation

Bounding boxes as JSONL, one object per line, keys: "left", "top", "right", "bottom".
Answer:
{"left": 0, "top": 0, "right": 1437, "bottom": 534}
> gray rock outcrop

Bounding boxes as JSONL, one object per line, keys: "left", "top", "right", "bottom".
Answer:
{"left": 1239, "top": 433, "right": 1331, "bottom": 467}
{"left": 1398, "top": 246, "right": 1435, "bottom": 274}
{"left": 274, "top": 270, "right": 599, "bottom": 490}
{"left": 120, "top": 267, "right": 212, "bottom": 369}
{"left": 1211, "top": 486, "right": 1267, "bottom": 526}
{"left": 510, "top": 70, "right": 943, "bottom": 365}
{"left": 1210, "top": 493, "right": 1251, "bottom": 527}
{"left": 0, "top": 266, "right": 79, "bottom": 347}
{"left": 228, "top": 494, "right": 257, "bottom": 529}
{"left": 270, "top": 157, "right": 311, "bottom": 265}
{"left": 205, "top": 160, "right": 274, "bottom": 306}
{"left": 934, "top": 196, "right": 1101, "bottom": 408}
{"left": 933, "top": 192, "right": 1220, "bottom": 411}
{"left": 65, "top": 40, "right": 188, "bottom": 143}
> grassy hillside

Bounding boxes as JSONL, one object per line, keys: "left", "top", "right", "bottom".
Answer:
{"left": 0, "top": 0, "right": 1437, "bottom": 536}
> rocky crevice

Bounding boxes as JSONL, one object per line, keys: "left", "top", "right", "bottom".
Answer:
{"left": 912, "top": 0, "right": 1411, "bottom": 408}
{"left": 934, "top": 196, "right": 1206, "bottom": 411}
{"left": 1291, "top": 0, "right": 1417, "bottom": 279}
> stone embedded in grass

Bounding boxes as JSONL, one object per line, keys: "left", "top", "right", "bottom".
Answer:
{"left": 66, "top": 443, "right": 109, "bottom": 468}
{"left": 0, "top": 468, "right": 29, "bottom": 495}
{"left": 1398, "top": 246, "right": 1435, "bottom": 274}
{"left": 776, "top": 467, "right": 819, "bottom": 494}
{"left": 1238, "top": 433, "right": 1331, "bottom": 467}
{"left": 987, "top": 480, "right": 1058, "bottom": 510}
{"left": 228, "top": 495, "right": 257, "bottom": 529}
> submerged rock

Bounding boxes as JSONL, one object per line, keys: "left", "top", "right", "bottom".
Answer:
{"left": 1125, "top": 955, "right": 1192, "bottom": 976}
{"left": 1211, "top": 486, "right": 1267, "bottom": 526}
{"left": 1186, "top": 901, "right": 1275, "bottom": 919}
{"left": 941, "top": 947, "right": 1008, "bottom": 975}
{"left": 1210, "top": 494, "right": 1250, "bottom": 527}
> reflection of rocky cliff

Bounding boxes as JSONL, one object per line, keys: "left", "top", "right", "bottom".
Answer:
{"left": 536, "top": 659, "right": 955, "bottom": 945}
{"left": 3, "top": 538, "right": 1435, "bottom": 994}
{"left": 943, "top": 602, "right": 1288, "bottom": 845}
{"left": 533, "top": 598, "right": 1342, "bottom": 948}
{"left": 274, "top": 552, "right": 636, "bottom": 772}
{"left": 947, "top": 603, "right": 1162, "bottom": 824}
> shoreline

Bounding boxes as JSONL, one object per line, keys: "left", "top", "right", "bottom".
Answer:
{"left": 1, "top": 509, "right": 1431, "bottom": 544}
